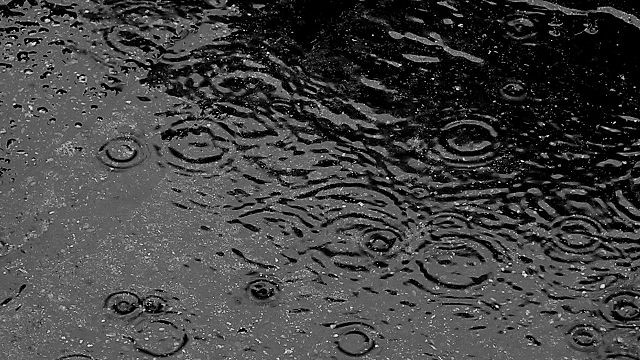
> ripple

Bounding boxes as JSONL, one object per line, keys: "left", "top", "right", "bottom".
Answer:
{"left": 416, "top": 236, "right": 499, "bottom": 290}
{"left": 96, "top": 135, "right": 148, "bottom": 171}
{"left": 159, "top": 116, "right": 237, "bottom": 176}
{"left": 333, "top": 321, "right": 381, "bottom": 357}
{"left": 544, "top": 215, "right": 622, "bottom": 263}
{"left": 298, "top": 181, "right": 415, "bottom": 268}
{"left": 601, "top": 289, "right": 640, "bottom": 326}
{"left": 142, "top": 294, "right": 168, "bottom": 314}
{"left": 245, "top": 277, "right": 282, "bottom": 304}
{"left": 307, "top": 215, "right": 420, "bottom": 276}
{"left": 360, "top": 227, "right": 401, "bottom": 256}
{"left": 503, "top": 14, "right": 540, "bottom": 41}
{"left": 56, "top": 355, "right": 94, "bottom": 360}
{"left": 428, "top": 114, "right": 500, "bottom": 169}
{"left": 132, "top": 319, "right": 189, "bottom": 357}
{"left": 499, "top": 80, "right": 528, "bottom": 102}
{"left": 344, "top": 219, "right": 415, "bottom": 263}
{"left": 566, "top": 323, "right": 602, "bottom": 352}
{"left": 85, "top": 0, "right": 196, "bottom": 64}
{"left": 413, "top": 227, "right": 509, "bottom": 293}
{"left": 303, "top": 182, "right": 418, "bottom": 274}
{"left": 521, "top": 204, "right": 627, "bottom": 295}
{"left": 104, "top": 291, "right": 142, "bottom": 316}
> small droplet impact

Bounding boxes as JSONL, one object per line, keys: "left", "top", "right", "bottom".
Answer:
{"left": 543, "top": 215, "right": 617, "bottom": 264}
{"left": 133, "top": 319, "right": 189, "bottom": 357}
{"left": 602, "top": 290, "right": 640, "bottom": 325}
{"left": 499, "top": 81, "right": 527, "bottom": 102}
{"left": 142, "top": 295, "right": 167, "bottom": 314}
{"left": 246, "top": 278, "right": 280, "bottom": 302}
{"left": 504, "top": 15, "right": 539, "bottom": 41}
{"left": 104, "top": 291, "right": 141, "bottom": 316}
{"left": 96, "top": 135, "right": 148, "bottom": 171}
{"left": 364, "top": 232, "right": 396, "bottom": 253}
{"left": 567, "top": 324, "right": 601, "bottom": 352}
{"left": 159, "top": 117, "right": 236, "bottom": 176}
{"left": 433, "top": 115, "right": 500, "bottom": 168}
{"left": 414, "top": 228, "right": 507, "bottom": 292}
{"left": 333, "top": 322, "right": 380, "bottom": 357}
{"left": 583, "top": 21, "right": 599, "bottom": 35}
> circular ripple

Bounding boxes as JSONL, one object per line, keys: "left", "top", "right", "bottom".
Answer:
{"left": 56, "top": 355, "right": 94, "bottom": 360}
{"left": 333, "top": 322, "right": 381, "bottom": 357}
{"left": 97, "top": 136, "right": 148, "bottom": 171}
{"left": 503, "top": 14, "right": 539, "bottom": 41}
{"left": 159, "top": 117, "right": 237, "bottom": 176}
{"left": 312, "top": 216, "right": 419, "bottom": 275}
{"left": 361, "top": 228, "right": 399, "bottom": 255}
{"left": 566, "top": 324, "right": 602, "bottom": 352}
{"left": 499, "top": 80, "right": 527, "bottom": 102}
{"left": 104, "top": 291, "right": 142, "bottom": 316}
{"left": 142, "top": 295, "right": 168, "bottom": 314}
{"left": 133, "top": 319, "right": 189, "bottom": 357}
{"left": 96, "top": 3, "right": 194, "bottom": 64}
{"left": 415, "top": 230, "right": 506, "bottom": 291}
{"left": 602, "top": 290, "right": 640, "bottom": 326}
{"left": 432, "top": 116, "right": 500, "bottom": 168}
{"left": 544, "top": 215, "right": 620, "bottom": 263}
{"left": 245, "top": 278, "right": 281, "bottom": 304}
{"left": 344, "top": 222, "right": 407, "bottom": 262}
{"left": 306, "top": 183, "right": 417, "bottom": 273}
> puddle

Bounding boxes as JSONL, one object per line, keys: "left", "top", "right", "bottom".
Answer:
{"left": 2, "top": 0, "right": 640, "bottom": 359}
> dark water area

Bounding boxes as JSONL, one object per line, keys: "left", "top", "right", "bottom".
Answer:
{"left": 1, "top": 0, "right": 640, "bottom": 358}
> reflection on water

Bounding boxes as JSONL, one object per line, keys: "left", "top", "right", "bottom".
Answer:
{"left": 1, "top": 0, "right": 640, "bottom": 358}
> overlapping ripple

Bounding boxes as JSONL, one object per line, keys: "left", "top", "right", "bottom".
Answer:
{"left": 3, "top": 0, "right": 640, "bottom": 358}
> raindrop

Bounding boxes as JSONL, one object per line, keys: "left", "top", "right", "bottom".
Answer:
{"left": 499, "top": 80, "right": 527, "bottom": 102}
{"left": 333, "top": 321, "right": 381, "bottom": 357}
{"left": 503, "top": 14, "right": 539, "bottom": 41}
{"left": 544, "top": 215, "right": 621, "bottom": 263}
{"left": 96, "top": 135, "right": 148, "bottom": 171}
{"left": 142, "top": 294, "right": 167, "bottom": 314}
{"left": 132, "top": 319, "right": 189, "bottom": 357}
{"left": 432, "top": 114, "right": 500, "bottom": 168}
{"left": 362, "top": 229, "right": 397, "bottom": 254}
{"left": 245, "top": 278, "right": 281, "bottom": 304}
{"left": 602, "top": 290, "right": 640, "bottom": 325}
{"left": 566, "top": 323, "right": 601, "bottom": 352}
{"left": 414, "top": 228, "right": 507, "bottom": 292}
{"left": 159, "top": 117, "right": 237, "bottom": 176}
{"left": 104, "top": 291, "right": 141, "bottom": 316}
{"left": 583, "top": 20, "right": 599, "bottom": 35}
{"left": 307, "top": 183, "right": 419, "bottom": 274}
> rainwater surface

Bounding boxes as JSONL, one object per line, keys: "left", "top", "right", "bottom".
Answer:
{"left": 1, "top": 0, "right": 640, "bottom": 359}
